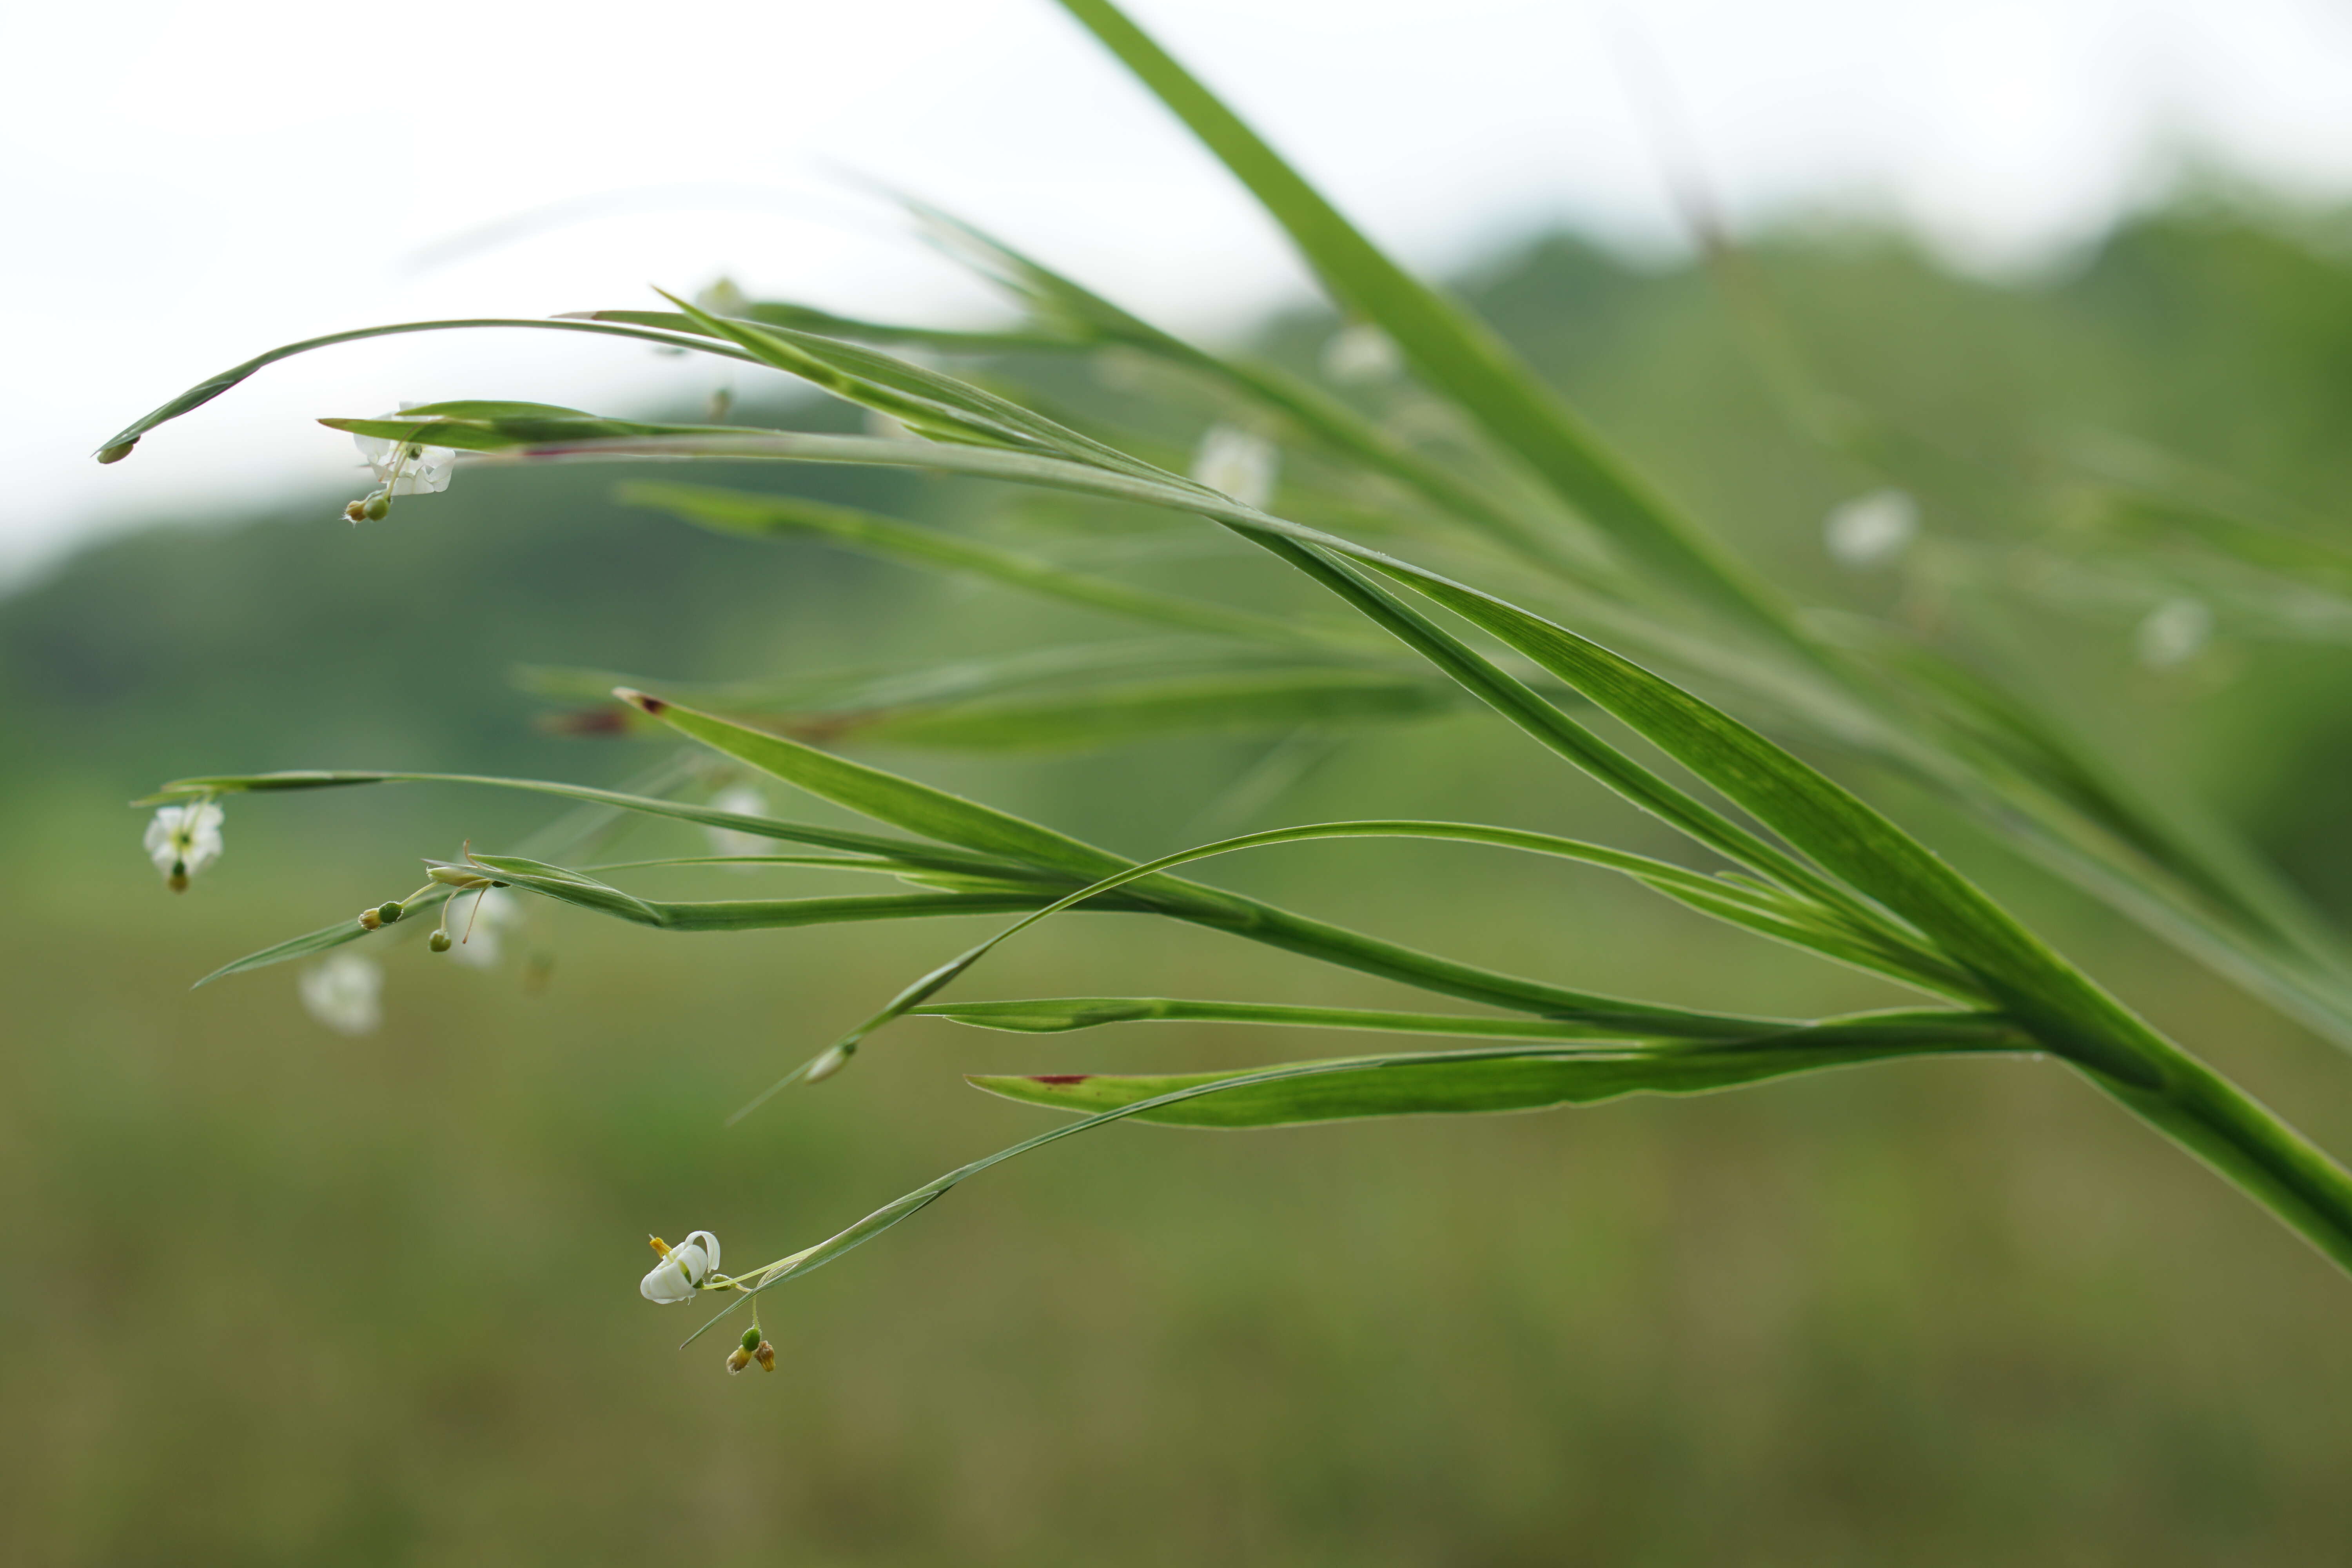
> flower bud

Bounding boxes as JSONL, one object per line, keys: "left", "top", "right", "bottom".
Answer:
{"left": 168, "top": 866, "right": 189, "bottom": 894}
{"left": 726, "top": 1345, "right": 753, "bottom": 1375}
{"left": 344, "top": 500, "right": 369, "bottom": 523}
{"left": 358, "top": 908, "right": 383, "bottom": 931}
{"left": 428, "top": 931, "right": 452, "bottom": 953}
{"left": 96, "top": 440, "right": 137, "bottom": 465}
{"left": 806, "top": 1044, "right": 852, "bottom": 1083}
{"left": 754, "top": 1340, "right": 776, "bottom": 1372}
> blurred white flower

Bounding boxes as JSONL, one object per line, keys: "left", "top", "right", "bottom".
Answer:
{"left": 1823, "top": 488, "right": 1920, "bottom": 569}
{"left": 705, "top": 785, "right": 771, "bottom": 860}
{"left": 694, "top": 276, "right": 751, "bottom": 318}
{"left": 1191, "top": 423, "right": 1279, "bottom": 510}
{"left": 2137, "top": 597, "right": 2212, "bottom": 669}
{"left": 641, "top": 1230, "right": 721, "bottom": 1303}
{"left": 1321, "top": 322, "right": 1401, "bottom": 385}
{"left": 299, "top": 953, "right": 383, "bottom": 1036}
{"left": 143, "top": 800, "right": 223, "bottom": 892}
{"left": 448, "top": 887, "right": 521, "bottom": 969}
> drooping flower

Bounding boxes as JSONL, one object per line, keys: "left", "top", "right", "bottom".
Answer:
{"left": 1191, "top": 423, "right": 1279, "bottom": 510}
{"left": 1321, "top": 322, "right": 1401, "bottom": 385}
{"left": 2137, "top": 597, "right": 2212, "bottom": 670}
{"left": 144, "top": 800, "right": 224, "bottom": 892}
{"left": 343, "top": 405, "right": 457, "bottom": 523}
{"left": 299, "top": 952, "right": 383, "bottom": 1036}
{"left": 640, "top": 1231, "right": 721, "bottom": 1304}
{"left": 704, "top": 785, "right": 771, "bottom": 860}
{"left": 1823, "top": 488, "right": 1919, "bottom": 569}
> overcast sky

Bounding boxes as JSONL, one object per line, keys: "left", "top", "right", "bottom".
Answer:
{"left": 6, "top": 0, "right": 2352, "bottom": 581}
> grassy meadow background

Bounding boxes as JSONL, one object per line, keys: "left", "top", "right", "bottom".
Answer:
{"left": 10, "top": 204, "right": 2352, "bottom": 1563}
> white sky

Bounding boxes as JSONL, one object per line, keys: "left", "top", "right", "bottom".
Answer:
{"left": 5, "top": 0, "right": 2352, "bottom": 581}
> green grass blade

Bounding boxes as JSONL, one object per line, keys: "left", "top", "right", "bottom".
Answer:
{"left": 968, "top": 1026, "right": 2031, "bottom": 1128}
{"left": 140, "top": 768, "right": 1054, "bottom": 882}
{"left": 820, "top": 669, "right": 1466, "bottom": 751}
{"left": 1050, "top": 0, "right": 1804, "bottom": 648}
{"left": 624, "top": 481, "right": 1345, "bottom": 646}
{"left": 95, "top": 319, "right": 755, "bottom": 459}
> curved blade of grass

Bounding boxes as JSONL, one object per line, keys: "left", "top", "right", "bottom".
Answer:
{"left": 1049, "top": 0, "right": 1805, "bottom": 652}
{"left": 736, "top": 812, "right": 1973, "bottom": 1125}
{"left": 969, "top": 1021, "right": 2031, "bottom": 1127}
{"left": 192, "top": 886, "right": 457, "bottom": 988}
{"left": 140, "top": 768, "right": 1057, "bottom": 882}
{"left": 895, "top": 205, "right": 1592, "bottom": 576}
{"left": 516, "top": 637, "right": 1382, "bottom": 713}
{"left": 623, "top": 481, "right": 1349, "bottom": 646}
{"left": 824, "top": 668, "right": 1467, "bottom": 751}
{"left": 691, "top": 1027, "right": 2031, "bottom": 1341}
{"left": 93, "top": 319, "right": 757, "bottom": 459}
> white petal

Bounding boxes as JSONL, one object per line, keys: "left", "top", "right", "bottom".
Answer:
{"left": 388, "top": 445, "right": 457, "bottom": 495}
{"left": 449, "top": 888, "right": 518, "bottom": 968}
{"left": 144, "top": 806, "right": 184, "bottom": 873}
{"left": 1190, "top": 424, "right": 1279, "bottom": 510}
{"left": 1321, "top": 323, "right": 1401, "bottom": 385}
{"left": 704, "top": 786, "right": 770, "bottom": 860}
{"left": 2137, "top": 597, "right": 2212, "bottom": 669}
{"left": 298, "top": 953, "right": 383, "bottom": 1036}
{"left": 681, "top": 1230, "right": 720, "bottom": 1280}
{"left": 180, "top": 801, "right": 225, "bottom": 875}
{"left": 639, "top": 1257, "right": 694, "bottom": 1303}
{"left": 1823, "top": 489, "right": 1919, "bottom": 569}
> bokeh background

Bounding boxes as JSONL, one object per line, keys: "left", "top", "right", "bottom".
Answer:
{"left": 11, "top": 3, "right": 2352, "bottom": 1564}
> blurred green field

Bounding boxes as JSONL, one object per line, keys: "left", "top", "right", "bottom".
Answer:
{"left": 12, "top": 204, "right": 2352, "bottom": 1564}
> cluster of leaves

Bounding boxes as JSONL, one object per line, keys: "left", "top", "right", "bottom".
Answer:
{"left": 107, "top": 0, "right": 2352, "bottom": 1310}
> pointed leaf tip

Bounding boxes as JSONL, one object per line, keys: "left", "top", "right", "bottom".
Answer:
{"left": 612, "top": 686, "right": 665, "bottom": 714}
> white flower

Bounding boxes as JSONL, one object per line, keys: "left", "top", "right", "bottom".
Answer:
{"left": 2137, "top": 597, "right": 2212, "bottom": 670}
{"left": 694, "top": 277, "right": 751, "bottom": 318}
{"left": 1321, "top": 322, "right": 1401, "bottom": 385}
{"left": 354, "top": 405, "right": 458, "bottom": 496}
{"left": 448, "top": 887, "right": 521, "bottom": 969}
{"left": 1191, "top": 423, "right": 1280, "bottom": 510}
{"left": 1823, "top": 488, "right": 1919, "bottom": 569}
{"left": 144, "top": 800, "right": 224, "bottom": 892}
{"left": 299, "top": 953, "right": 383, "bottom": 1036}
{"left": 640, "top": 1230, "right": 721, "bottom": 1303}
{"left": 705, "top": 785, "right": 771, "bottom": 860}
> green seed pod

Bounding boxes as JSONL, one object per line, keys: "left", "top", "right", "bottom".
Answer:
{"left": 740, "top": 1327, "right": 762, "bottom": 1352}
{"left": 362, "top": 494, "right": 390, "bottom": 522}
{"left": 428, "top": 931, "right": 452, "bottom": 953}
{"left": 376, "top": 901, "right": 404, "bottom": 924}
{"left": 96, "top": 441, "right": 136, "bottom": 465}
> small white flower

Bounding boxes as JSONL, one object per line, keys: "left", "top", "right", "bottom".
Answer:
{"left": 2137, "top": 597, "right": 2212, "bottom": 670}
{"left": 640, "top": 1230, "right": 721, "bottom": 1304}
{"left": 1191, "top": 423, "right": 1280, "bottom": 510}
{"left": 143, "top": 800, "right": 224, "bottom": 892}
{"left": 448, "top": 887, "right": 521, "bottom": 969}
{"left": 705, "top": 785, "right": 771, "bottom": 860}
{"left": 353, "top": 405, "right": 458, "bottom": 496}
{"left": 1823, "top": 488, "right": 1920, "bottom": 569}
{"left": 1321, "top": 322, "right": 1401, "bottom": 385}
{"left": 299, "top": 953, "right": 383, "bottom": 1036}
{"left": 694, "top": 277, "right": 751, "bottom": 318}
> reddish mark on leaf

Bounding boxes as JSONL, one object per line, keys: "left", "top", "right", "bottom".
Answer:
{"left": 613, "top": 686, "right": 667, "bottom": 715}
{"left": 1030, "top": 1074, "right": 1092, "bottom": 1085}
